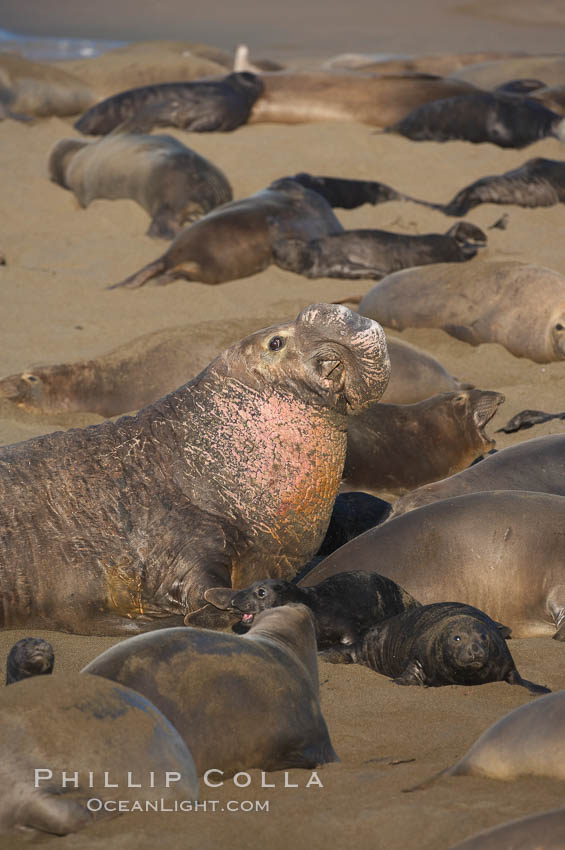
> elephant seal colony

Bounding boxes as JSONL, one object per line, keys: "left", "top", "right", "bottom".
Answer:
{"left": 301, "top": 490, "right": 565, "bottom": 639}
{"left": 392, "top": 434, "right": 565, "bottom": 516}
{"left": 358, "top": 261, "right": 565, "bottom": 362}
{"left": 0, "top": 304, "right": 390, "bottom": 634}
{"left": 83, "top": 605, "right": 338, "bottom": 775}
{"left": 320, "top": 602, "right": 550, "bottom": 693}
{"left": 0, "top": 674, "right": 198, "bottom": 836}
{"left": 48, "top": 133, "right": 233, "bottom": 239}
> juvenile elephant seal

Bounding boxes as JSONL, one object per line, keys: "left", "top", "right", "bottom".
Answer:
{"left": 320, "top": 602, "right": 549, "bottom": 693}
{"left": 287, "top": 172, "right": 424, "bottom": 209}
{"left": 204, "top": 570, "right": 420, "bottom": 647}
{"left": 75, "top": 71, "right": 264, "bottom": 135}
{"left": 48, "top": 133, "right": 233, "bottom": 239}
{"left": 5, "top": 637, "right": 54, "bottom": 685}
{"left": 110, "top": 178, "right": 343, "bottom": 288}
{"left": 300, "top": 490, "right": 565, "bottom": 639}
{"left": 342, "top": 389, "right": 504, "bottom": 497}
{"left": 83, "top": 605, "right": 338, "bottom": 775}
{"left": 0, "top": 305, "right": 390, "bottom": 634}
{"left": 447, "top": 807, "right": 565, "bottom": 849}
{"left": 0, "top": 674, "right": 197, "bottom": 836}
{"left": 392, "top": 434, "right": 565, "bottom": 516}
{"left": 385, "top": 91, "right": 565, "bottom": 148}
{"left": 358, "top": 261, "right": 565, "bottom": 363}
{"left": 441, "top": 157, "right": 565, "bottom": 217}
{"left": 0, "top": 318, "right": 464, "bottom": 418}
{"left": 271, "top": 222, "right": 486, "bottom": 280}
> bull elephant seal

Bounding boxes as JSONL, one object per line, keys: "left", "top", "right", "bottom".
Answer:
{"left": 441, "top": 157, "right": 565, "bottom": 217}
{"left": 300, "top": 490, "right": 565, "bottom": 639}
{"left": 392, "top": 434, "right": 565, "bottom": 516}
{"left": 384, "top": 91, "right": 565, "bottom": 148}
{"left": 83, "top": 604, "right": 338, "bottom": 775}
{"left": 109, "top": 178, "right": 343, "bottom": 288}
{"left": 75, "top": 71, "right": 264, "bottom": 135}
{"left": 320, "top": 602, "right": 549, "bottom": 693}
{"left": 358, "top": 261, "right": 565, "bottom": 363}
{"left": 342, "top": 389, "right": 504, "bottom": 497}
{"left": 204, "top": 570, "right": 420, "bottom": 647}
{"left": 0, "top": 304, "right": 390, "bottom": 634}
{"left": 448, "top": 807, "right": 565, "bottom": 850}
{"left": 271, "top": 221, "right": 486, "bottom": 280}
{"left": 0, "top": 318, "right": 465, "bottom": 418}
{"left": 0, "top": 674, "right": 197, "bottom": 836}
{"left": 5, "top": 637, "right": 54, "bottom": 684}
{"left": 48, "top": 133, "right": 233, "bottom": 239}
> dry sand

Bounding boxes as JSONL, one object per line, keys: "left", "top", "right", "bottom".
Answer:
{"left": 2, "top": 37, "right": 565, "bottom": 850}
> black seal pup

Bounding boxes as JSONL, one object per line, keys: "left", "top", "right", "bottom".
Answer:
{"left": 319, "top": 602, "right": 550, "bottom": 693}
{"left": 5, "top": 637, "right": 54, "bottom": 684}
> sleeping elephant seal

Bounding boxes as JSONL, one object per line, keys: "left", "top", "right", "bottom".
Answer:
{"left": 300, "top": 490, "right": 565, "bottom": 639}
{"left": 392, "top": 434, "right": 565, "bottom": 517}
{"left": 441, "top": 157, "right": 565, "bottom": 217}
{"left": 5, "top": 637, "right": 54, "bottom": 685}
{"left": 83, "top": 604, "right": 338, "bottom": 775}
{"left": 0, "top": 674, "right": 197, "bottom": 836}
{"left": 384, "top": 91, "right": 565, "bottom": 148}
{"left": 0, "top": 319, "right": 465, "bottom": 418}
{"left": 320, "top": 602, "right": 549, "bottom": 693}
{"left": 271, "top": 222, "right": 486, "bottom": 280}
{"left": 204, "top": 570, "right": 420, "bottom": 647}
{"left": 358, "top": 261, "right": 565, "bottom": 363}
{"left": 109, "top": 178, "right": 343, "bottom": 288}
{"left": 342, "top": 389, "right": 504, "bottom": 497}
{"left": 448, "top": 807, "right": 565, "bottom": 849}
{"left": 0, "top": 53, "right": 95, "bottom": 118}
{"left": 0, "top": 304, "right": 390, "bottom": 634}
{"left": 48, "top": 133, "right": 233, "bottom": 239}
{"left": 74, "top": 71, "right": 264, "bottom": 135}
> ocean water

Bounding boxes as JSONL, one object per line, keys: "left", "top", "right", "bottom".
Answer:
{"left": 0, "top": 27, "right": 126, "bottom": 62}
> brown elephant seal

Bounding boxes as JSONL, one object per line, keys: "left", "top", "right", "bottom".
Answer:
{"left": 384, "top": 91, "right": 565, "bottom": 148}
{"left": 74, "top": 71, "right": 264, "bottom": 135}
{"left": 0, "top": 674, "right": 197, "bottom": 836}
{"left": 320, "top": 602, "right": 549, "bottom": 693}
{"left": 109, "top": 178, "right": 343, "bottom": 288}
{"left": 0, "top": 53, "right": 95, "bottom": 118}
{"left": 0, "top": 317, "right": 465, "bottom": 418}
{"left": 342, "top": 389, "right": 504, "bottom": 498}
{"left": 0, "top": 304, "right": 390, "bottom": 634}
{"left": 271, "top": 222, "right": 486, "bottom": 280}
{"left": 358, "top": 261, "right": 565, "bottom": 363}
{"left": 441, "top": 157, "right": 565, "bottom": 217}
{"left": 392, "top": 434, "right": 565, "bottom": 517}
{"left": 83, "top": 604, "right": 338, "bottom": 775}
{"left": 447, "top": 807, "right": 565, "bottom": 849}
{"left": 48, "top": 133, "right": 233, "bottom": 239}
{"left": 5, "top": 637, "right": 54, "bottom": 685}
{"left": 204, "top": 570, "right": 419, "bottom": 647}
{"left": 300, "top": 490, "right": 565, "bottom": 639}
{"left": 410, "top": 690, "right": 565, "bottom": 794}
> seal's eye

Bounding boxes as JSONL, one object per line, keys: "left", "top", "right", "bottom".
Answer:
{"left": 556, "top": 323, "right": 564, "bottom": 331}
{"left": 256, "top": 587, "right": 267, "bottom": 598}
{"left": 453, "top": 635, "right": 461, "bottom": 642}
{"left": 268, "top": 336, "right": 285, "bottom": 352}
{"left": 25, "top": 375, "right": 39, "bottom": 383}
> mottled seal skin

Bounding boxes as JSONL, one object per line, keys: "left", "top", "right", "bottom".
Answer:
{"left": 74, "top": 71, "right": 264, "bottom": 135}
{"left": 447, "top": 807, "right": 565, "bottom": 850}
{"left": 83, "top": 604, "right": 338, "bottom": 775}
{"left": 5, "top": 637, "right": 54, "bottom": 685}
{"left": 0, "top": 319, "right": 463, "bottom": 418}
{"left": 358, "top": 261, "right": 565, "bottom": 363}
{"left": 385, "top": 91, "right": 565, "bottom": 148}
{"left": 392, "top": 434, "right": 565, "bottom": 517}
{"left": 204, "top": 571, "right": 419, "bottom": 647}
{"left": 342, "top": 389, "right": 504, "bottom": 498}
{"left": 48, "top": 133, "right": 233, "bottom": 239}
{"left": 0, "top": 304, "right": 390, "bottom": 635}
{"left": 320, "top": 602, "right": 549, "bottom": 693}
{"left": 442, "top": 158, "right": 565, "bottom": 217}
{"left": 109, "top": 178, "right": 343, "bottom": 288}
{"left": 271, "top": 222, "right": 487, "bottom": 280}
{"left": 0, "top": 674, "right": 198, "bottom": 836}
{"left": 300, "top": 490, "right": 565, "bottom": 639}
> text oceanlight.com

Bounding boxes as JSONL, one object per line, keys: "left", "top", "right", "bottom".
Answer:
{"left": 86, "top": 799, "right": 270, "bottom": 813}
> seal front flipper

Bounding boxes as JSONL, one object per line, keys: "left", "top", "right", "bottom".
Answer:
{"left": 505, "top": 668, "right": 551, "bottom": 695}
{"left": 392, "top": 660, "right": 427, "bottom": 687}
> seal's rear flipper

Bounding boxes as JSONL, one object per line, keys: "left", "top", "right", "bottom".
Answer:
{"left": 505, "top": 668, "right": 551, "bottom": 694}
{"left": 108, "top": 258, "right": 167, "bottom": 290}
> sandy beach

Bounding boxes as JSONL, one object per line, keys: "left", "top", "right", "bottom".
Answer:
{"left": 2, "top": 4, "right": 565, "bottom": 847}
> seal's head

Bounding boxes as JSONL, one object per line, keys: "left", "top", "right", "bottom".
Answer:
{"left": 6, "top": 637, "right": 55, "bottom": 685}
{"left": 456, "top": 389, "right": 505, "bottom": 452}
{"left": 551, "top": 315, "right": 565, "bottom": 359}
{"left": 438, "top": 615, "right": 507, "bottom": 683}
{"left": 205, "top": 579, "right": 300, "bottom": 625}
{"left": 48, "top": 138, "right": 88, "bottom": 188}
{"left": 0, "top": 371, "right": 45, "bottom": 407}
